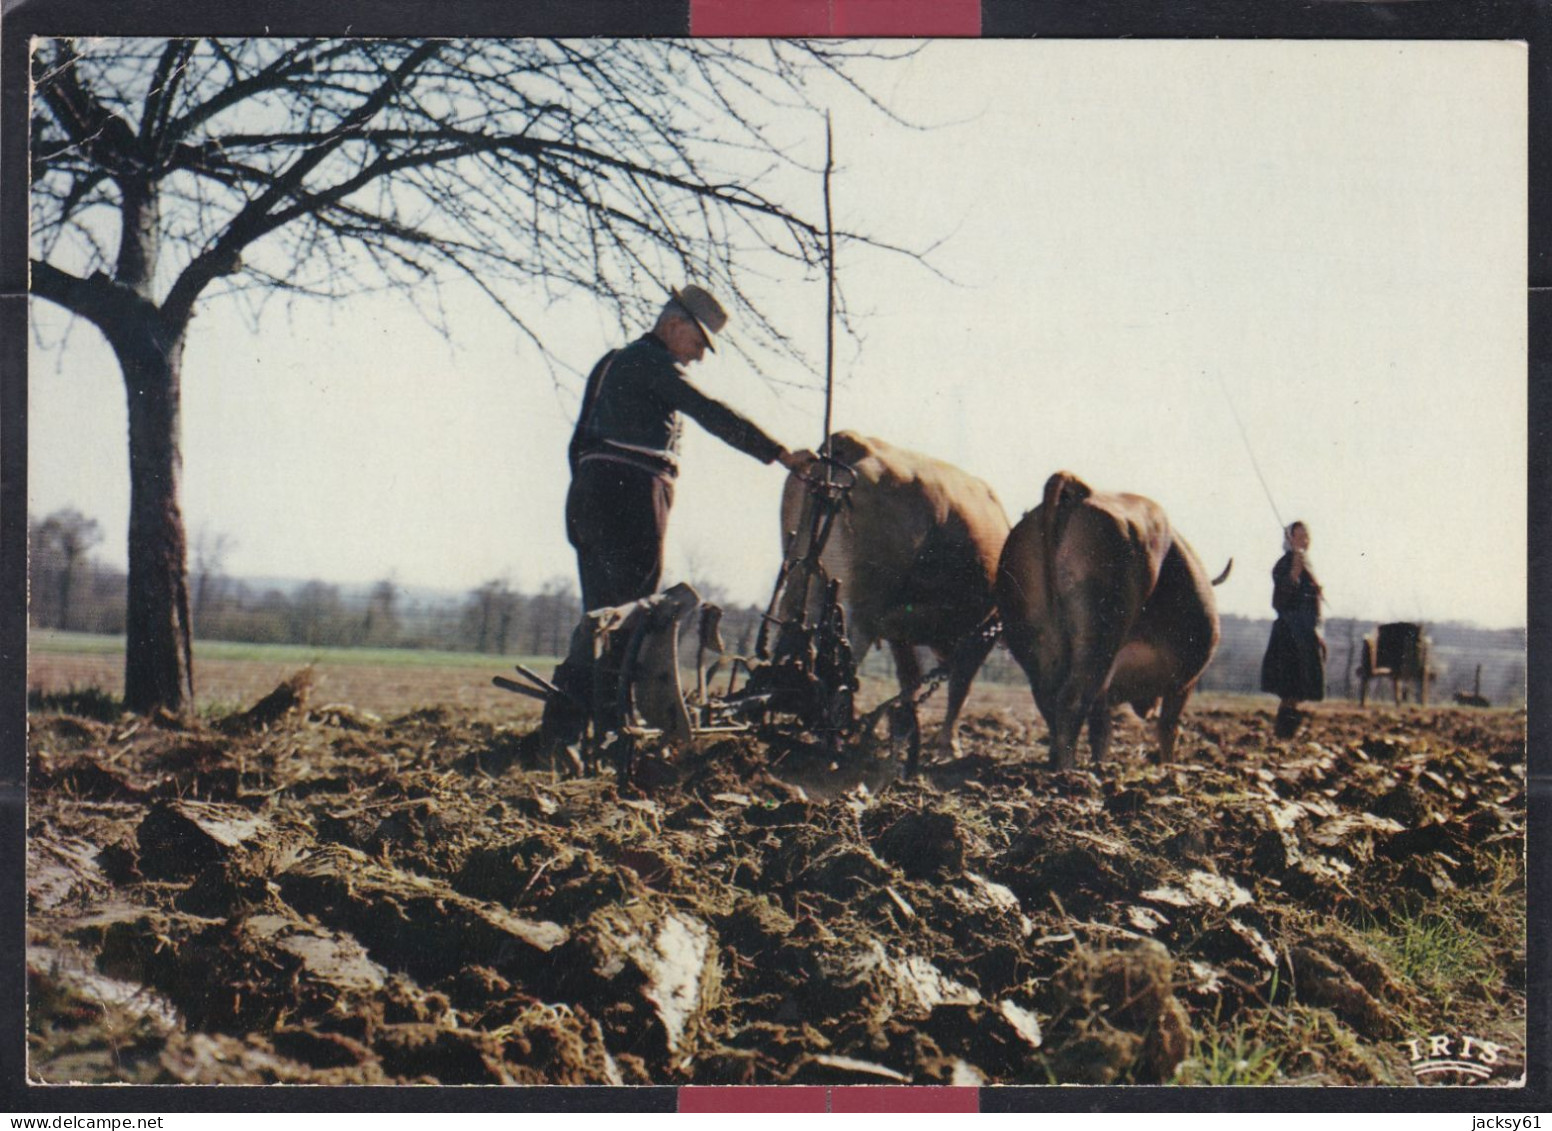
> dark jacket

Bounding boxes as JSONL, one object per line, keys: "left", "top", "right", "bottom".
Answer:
{"left": 569, "top": 333, "right": 783, "bottom": 477}
{"left": 1260, "top": 551, "right": 1326, "bottom": 701}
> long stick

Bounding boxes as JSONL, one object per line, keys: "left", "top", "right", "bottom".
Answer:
{"left": 1211, "top": 370, "right": 1332, "bottom": 610}
{"left": 822, "top": 112, "right": 836, "bottom": 460}
{"left": 1211, "top": 369, "right": 1285, "bottom": 532}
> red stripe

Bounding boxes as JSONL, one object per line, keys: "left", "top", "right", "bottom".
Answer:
{"left": 830, "top": 1086, "right": 980, "bottom": 1113}
{"left": 833, "top": 0, "right": 980, "bottom": 36}
{"left": 690, "top": 0, "right": 980, "bottom": 36}
{"left": 678, "top": 1086, "right": 830, "bottom": 1112}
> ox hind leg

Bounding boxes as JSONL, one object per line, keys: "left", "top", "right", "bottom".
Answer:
{"left": 1041, "top": 710, "right": 1086, "bottom": 772}
{"left": 999, "top": 617, "right": 1088, "bottom": 771}
{"left": 888, "top": 640, "right": 925, "bottom": 775}
{"left": 1086, "top": 696, "right": 1115, "bottom": 765}
{"left": 1037, "top": 661, "right": 1112, "bottom": 772}
{"left": 1052, "top": 625, "right": 1129, "bottom": 772}
{"left": 932, "top": 621, "right": 1000, "bottom": 763}
{"left": 1047, "top": 668, "right": 1108, "bottom": 771}
{"left": 1153, "top": 685, "right": 1193, "bottom": 764}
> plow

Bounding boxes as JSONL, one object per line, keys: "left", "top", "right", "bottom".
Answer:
{"left": 494, "top": 455, "right": 974, "bottom": 783}
{"left": 493, "top": 456, "right": 892, "bottom": 782}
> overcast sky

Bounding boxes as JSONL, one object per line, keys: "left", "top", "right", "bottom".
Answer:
{"left": 29, "top": 39, "right": 1527, "bottom": 628}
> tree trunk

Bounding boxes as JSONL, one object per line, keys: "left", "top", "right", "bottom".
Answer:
{"left": 118, "top": 317, "right": 194, "bottom": 714}
{"left": 497, "top": 607, "right": 512, "bottom": 655}
{"left": 57, "top": 556, "right": 74, "bottom": 631}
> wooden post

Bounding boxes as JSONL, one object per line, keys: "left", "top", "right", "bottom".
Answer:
{"left": 822, "top": 113, "right": 836, "bottom": 465}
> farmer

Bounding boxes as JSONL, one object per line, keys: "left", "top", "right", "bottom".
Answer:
{"left": 1260, "top": 520, "right": 1327, "bottom": 738}
{"left": 565, "top": 284, "right": 813, "bottom": 610}
{"left": 543, "top": 285, "right": 812, "bottom": 747}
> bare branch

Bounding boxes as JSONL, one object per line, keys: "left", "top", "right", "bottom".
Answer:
{"left": 140, "top": 40, "right": 196, "bottom": 148}
{"left": 161, "top": 40, "right": 446, "bottom": 328}
{"left": 29, "top": 259, "right": 135, "bottom": 331}
{"left": 31, "top": 37, "right": 944, "bottom": 375}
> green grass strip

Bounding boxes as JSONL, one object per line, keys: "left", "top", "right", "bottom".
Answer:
{"left": 28, "top": 629, "right": 559, "bottom": 671}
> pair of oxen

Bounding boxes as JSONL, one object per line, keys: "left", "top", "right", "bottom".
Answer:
{"left": 778, "top": 431, "right": 1229, "bottom": 773}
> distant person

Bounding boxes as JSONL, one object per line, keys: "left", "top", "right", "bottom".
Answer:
{"left": 1260, "top": 520, "right": 1326, "bottom": 738}
{"left": 544, "top": 285, "right": 812, "bottom": 746}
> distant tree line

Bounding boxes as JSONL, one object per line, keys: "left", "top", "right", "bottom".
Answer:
{"left": 28, "top": 509, "right": 778, "bottom": 660}
{"left": 28, "top": 508, "right": 1526, "bottom": 705}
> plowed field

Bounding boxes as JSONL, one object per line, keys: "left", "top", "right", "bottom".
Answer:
{"left": 25, "top": 663, "right": 1526, "bottom": 1088}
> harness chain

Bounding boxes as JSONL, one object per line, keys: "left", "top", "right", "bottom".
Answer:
{"left": 853, "top": 613, "right": 1004, "bottom": 739}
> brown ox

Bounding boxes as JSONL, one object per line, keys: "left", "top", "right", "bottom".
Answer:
{"left": 995, "top": 471, "right": 1226, "bottom": 769}
{"left": 777, "top": 431, "right": 1011, "bottom": 769}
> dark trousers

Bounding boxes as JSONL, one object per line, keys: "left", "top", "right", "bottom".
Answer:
{"left": 546, "top": 460, "right": 674, "bottom": 745}
{"left": 565, "top": 459, "right": 675, "bottom": 611}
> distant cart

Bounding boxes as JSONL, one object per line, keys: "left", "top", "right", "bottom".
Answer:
{"left": 1357, "top": 622, "right": 1434, "bottom": 706}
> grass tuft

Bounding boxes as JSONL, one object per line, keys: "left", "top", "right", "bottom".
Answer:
{"left": 1376, "top": 909, "right": 1490, "bottom": 994}
{"left": 1353, "top": 848, "right": 1524, "bottom": 1019}
{"left": 1175, "top": 1026, "right": 1283, "bottom": 1086}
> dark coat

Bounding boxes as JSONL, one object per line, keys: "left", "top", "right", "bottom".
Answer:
{"left": 568, "top": 333, "right": 783, "bottom": 477}
{"left": 1260, "top": 551, "right": 1326, "bottom": 701}
{"left": 563, "top": 332, "right": 783, "bottom": 613}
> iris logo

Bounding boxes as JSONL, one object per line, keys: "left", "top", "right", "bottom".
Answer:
{"left": 1403, "top": 1033, "right": 1508, "bottom": 1082}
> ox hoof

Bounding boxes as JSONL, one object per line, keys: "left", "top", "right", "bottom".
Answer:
{"left": 934, "top": 738, "right": 965, "bottom": 763}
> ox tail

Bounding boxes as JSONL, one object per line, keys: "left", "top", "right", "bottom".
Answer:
{"left": 1211, "top": 558, "right": 1233, "bottom": 586}
{"left": 1039, "top": 471, "right": 1091, "bottom": 609}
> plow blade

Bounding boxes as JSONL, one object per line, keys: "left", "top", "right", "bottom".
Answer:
{"left": 597, "top": 583, "right": 708, "bottom": 745}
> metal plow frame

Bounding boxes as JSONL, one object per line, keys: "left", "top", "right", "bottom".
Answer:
{"left": 494, "top": 456, "right": 949, "bottom": 783}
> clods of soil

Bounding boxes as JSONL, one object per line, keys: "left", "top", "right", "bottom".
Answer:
{"left": 26, "top": 687, "right": 1527, "bottom": 1086}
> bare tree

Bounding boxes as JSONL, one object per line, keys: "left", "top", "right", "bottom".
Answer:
{"left": 289, "top": 580, "right": 343, "bottom": 646}
{"left": 30, "top": 37, "right": 921, "bottom": 712}
{"left": 466, "top": 579, "right": 506, "bottom": 654}
{"left": 529, "top": 576, "right": 580, "bottom": 657}
{"left": 494, "top": 587, "right": 517, "bottom": 656}
{"left": 362, "top": 577, "right": 399, "bottom": 646}
{"left": 30, "top": 509, "right": 104, "bottom": 631}
{"left": 191, "top": 525, "right": 235, "bottom": 628}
